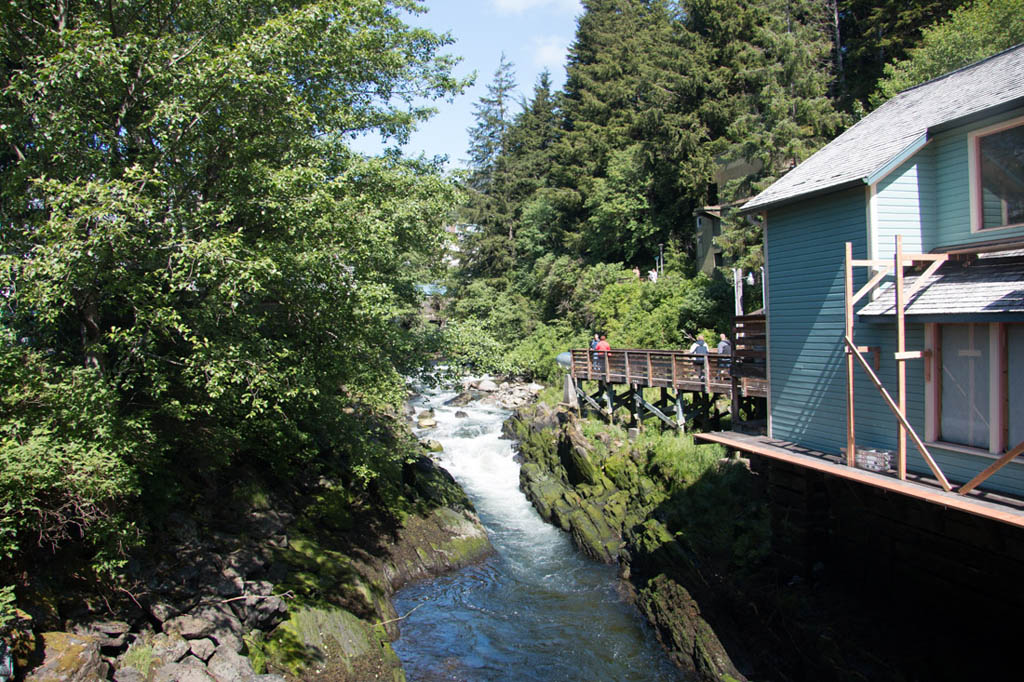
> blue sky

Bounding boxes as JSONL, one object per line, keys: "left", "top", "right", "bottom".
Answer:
{"left": 349, "top": 0, "right": 583, "bottom": 168}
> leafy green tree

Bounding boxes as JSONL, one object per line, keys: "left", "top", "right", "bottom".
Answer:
{"left": 0, "top": 0, "right": 465, "bottom": 569}
{"left": 872, "top": 0, "right": 1024, "bottom": 104}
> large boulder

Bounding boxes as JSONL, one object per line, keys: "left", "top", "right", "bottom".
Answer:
{"left": 206, "top": 646, "right": 257, "bottom": 681}
{"left": 476, "top": 379, "right": 499, "bottom": 392}
{"left": 24, "top": 632, "right": 108, "bottom": 682}
{"left": 560, "top": 425, "right": 606, "bottom": 487}
{"left": 263, "top": 606, "right": 403, "bottom": 681}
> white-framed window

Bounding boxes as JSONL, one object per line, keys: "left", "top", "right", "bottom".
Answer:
{"left": 925, "top": 322, "right": 1024, "bottom": 453}
{"left": 968, "top": 115, "right": 1024, "bottom": 233}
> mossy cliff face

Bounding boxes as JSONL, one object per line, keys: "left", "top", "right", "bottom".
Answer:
{"left": 509, "top": 403, "right": 753, "bottom": 682}
{"left": 12, "top": 448, "right": 492, "bottom": 682}
{"left": 510, "top": 403, "right": 956, "bottom": 682}
{"left": 259, "top": 455, "right": 494, "bottom": 681}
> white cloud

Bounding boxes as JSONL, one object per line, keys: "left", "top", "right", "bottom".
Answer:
{"left": 493, "top": 0, "right": 581, "bottom": 15}
{"left": 531, "top": 34, "right": 570, "bottom": 71}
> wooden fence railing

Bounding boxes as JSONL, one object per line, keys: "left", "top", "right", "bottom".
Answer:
{"left": 731, "top": 314, "right": 768, "bottom": 398}
{"left": 569, "top": 348, "right": 744, "bottom": 395}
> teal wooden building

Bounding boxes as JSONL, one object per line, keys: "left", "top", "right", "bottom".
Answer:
{"left": 701, "top": 45, "right": 1024, "bottom": 521}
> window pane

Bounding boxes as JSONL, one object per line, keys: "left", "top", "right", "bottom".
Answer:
{"left": 979, "top": 124, "right": 1024, "bottom": 229}
{"left": 1008, "top": 325, "right": 1024, "bottom": 449}
{"left": 941, "top": 324, "right": 989, "bottom": 449}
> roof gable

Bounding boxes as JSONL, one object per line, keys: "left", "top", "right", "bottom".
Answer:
{"left": 745, "top": 44, "right": 1024, "bottom": 212}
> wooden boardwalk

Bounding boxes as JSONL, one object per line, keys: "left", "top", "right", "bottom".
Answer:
{"left": 564, "top": 315, "right": 769, "bottom": 429}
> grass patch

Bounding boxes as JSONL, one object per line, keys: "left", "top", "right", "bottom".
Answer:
{"left": 121, "top": 642, "right": 156, "bottom": 677}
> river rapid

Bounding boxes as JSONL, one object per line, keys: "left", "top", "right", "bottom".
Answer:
{"left": 393, "top": 384, "right": 682, "bottom": 681}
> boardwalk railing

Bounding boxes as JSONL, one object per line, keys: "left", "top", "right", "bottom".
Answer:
{"left": 569, "top": 348, "right": 734, "bottom": 394}
{"left": 731, "top": 314, "right": 768, "bottom": 399}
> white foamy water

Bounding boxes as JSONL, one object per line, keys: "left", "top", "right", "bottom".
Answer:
{"left": 392, "top": 382, "right": 683, "bottom": 681}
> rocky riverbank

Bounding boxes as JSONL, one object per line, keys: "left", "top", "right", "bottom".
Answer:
{"left": 8, "top": 450, "right": 492, "bottom": 682}
{"left": 506, "top": 402, "right": 924, "bottom": 682}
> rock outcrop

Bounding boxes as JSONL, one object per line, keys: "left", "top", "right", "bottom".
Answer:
{"left": 13, "top": 455, "right": 492, "bottom": 682}
{"left": 508, "top": 403, "right": 748, "bottom": 682}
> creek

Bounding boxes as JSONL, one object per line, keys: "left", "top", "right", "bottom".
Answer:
{"left": 393, "top": 385, "right": 682, "bottom": 681}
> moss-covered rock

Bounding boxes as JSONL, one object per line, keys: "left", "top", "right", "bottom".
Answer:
{"left": 382, "top": 506, "right": 493, "bottom": 591}
{"left": 509, "top": 405, "right": 766, "bottom": 680}
{"left": 23, "top": 632, "right": 107, "bottom": 682}
{"left": 560, "top": 425, "right": 606, "bottom": 487}
{"left": 637, "top": 575, "right": 744, "bottom": 682}
{"left": 263, "top": 605, "right": 405, "bottom": 682}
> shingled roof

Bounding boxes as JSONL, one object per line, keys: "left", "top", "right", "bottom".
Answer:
{"left": 744, "top": 44, "right": 1024, "bottom": 212}
{"left": 857, "top": 251, "right": 1024, "bottom": 320}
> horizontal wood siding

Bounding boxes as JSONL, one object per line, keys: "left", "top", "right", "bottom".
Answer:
{"left": 766, "top": 187, "right": 867, "bottom": 453}
{"left": 933, "top": 106, "right": 1024, "bottom": 248}
{"left": 874, "top": 150, "right": 932, "bottom": 258}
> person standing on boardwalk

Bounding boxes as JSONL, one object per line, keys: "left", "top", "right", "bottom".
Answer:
{"left": 689, "top": 334, "right": 709, "bottom": 379}
{"left": 716, "top": 333, "right": 732, "bottom": 370}
{"left": 717, "top": 333, "right": 731, "bottom": 355}
{"left": 595, "top": 335, "right": 611, "bottom": 374}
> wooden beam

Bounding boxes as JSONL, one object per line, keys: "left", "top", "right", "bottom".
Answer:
{"left": 855, "top": 345, "right": 881, "bottom": 370}
{"left": 958, "top": 440, "right": 1024, "bottom": 495}
{"left": 851, "top": 265, "right": 893, "bottom": 306}
{"left": 895, "top": 235, "right": 907, "bottom": 480}
{"left": 845, "top": 242, "right": 856, "bottom": 467}
{"left": 635, "top": 392, "right": 681, "bottom": 429}
{"left": 694, "top": 432, "right": 1024, "bottom": 529}
{"left": 845, "top": 336, "right": 953, "bottom": 491}
{"left": 904, "top": 254, "right": 947, "bottom": 299}
{"left": 894, "top": 350, "right": 930, "bottom": 361}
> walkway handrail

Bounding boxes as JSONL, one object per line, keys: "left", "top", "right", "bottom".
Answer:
{"left": 568, "top": 347, "right": 733, "bottom": 393}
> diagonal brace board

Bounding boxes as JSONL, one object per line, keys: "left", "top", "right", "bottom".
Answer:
{"left": 958, "top": 440, "right": 1024, "bottom": 495}
{"left": 845, "top": 336, "right": 952, "bottom": 491}
{"left": 635, "top": 392, "right": 681, "bottom": 429}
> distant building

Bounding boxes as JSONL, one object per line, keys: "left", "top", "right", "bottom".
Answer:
{"left": 694, "top": 157, "right": 761, "bottom": 276}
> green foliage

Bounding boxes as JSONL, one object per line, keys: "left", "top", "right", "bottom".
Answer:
{"left": 506, "top": 322, "right": 588, "bottom": 383}
{"left": 121, "top": 642, "right": 157, "bottom": 677}
{"left": 0, "top": 585, "right": 15, "bottom": 634}
{"left": 644, "top": 435, "right": 721, "bottom": 491}
{"left": 588, "top": 272, "right": 732, "bottom": 349}
{"left": 442, "top": 318, "right": 517, "bottom": 377}
{"left": 0, "top": 0, "right": 465, "bottom": 573}
{"left": 632, "top": 429, "right": 770, "bottom": 570}
{"left": 872, "top": 0, "right": 1024, "bottom": 104}
{"left": 838, "top": 0, "right": 969, "bottom": 108}
{"left": 0, "top": 332, "right": 144, "bottom": 570}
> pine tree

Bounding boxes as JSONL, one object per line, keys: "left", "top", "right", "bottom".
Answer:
{"left": 460, "top": 54, "right": 519, "bottom": 277}
{"left": 838, "top": 0, "right": 968, "bottom": 108}
{"left": 686, "top": 0, "right": 843, "bottom": 269}
{"left": 503, "top": 71, "right": 565, "bottom": 270}
{"left": 554, "top": 0, "right": 700, "bottom": 264}
{"left": 872, "top": 0, "right": 1024, "bottom": 104}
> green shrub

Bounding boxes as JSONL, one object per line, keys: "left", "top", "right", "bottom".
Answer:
{"left": 507, "top": 322, "right": 587, "bottom": 383}
{"left": 0, "top": 334, "right": 145, "bottom": 573}
{"left": 441, "top": 318, "right": 518, "bottom": 376}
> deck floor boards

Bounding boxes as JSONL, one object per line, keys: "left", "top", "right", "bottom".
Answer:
{"left": 696, "top": 431, "right": 1024, "bottom": 528}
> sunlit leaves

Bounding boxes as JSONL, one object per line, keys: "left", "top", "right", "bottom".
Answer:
{"left": 0, "top": 0, "right": 464, "bottom": 568}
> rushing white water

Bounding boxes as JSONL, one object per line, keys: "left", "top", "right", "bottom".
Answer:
{"left": 393, "top": 383, "right": 683, "bottom": 681}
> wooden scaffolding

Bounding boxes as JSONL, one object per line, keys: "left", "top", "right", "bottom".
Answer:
{"left": 844, "top": 235, "right": 1024, "bottom": 495}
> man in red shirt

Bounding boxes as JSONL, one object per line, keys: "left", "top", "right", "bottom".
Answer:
{"left": 595, "top": 335, "right": 610, "bottom": 374}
